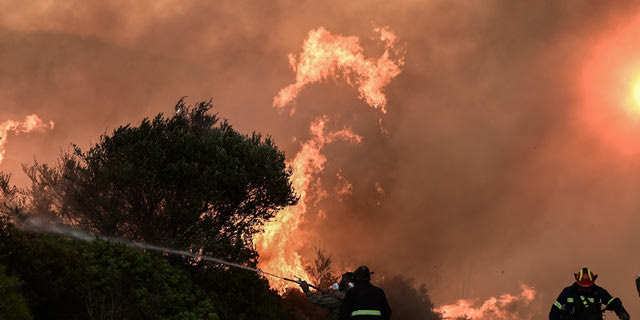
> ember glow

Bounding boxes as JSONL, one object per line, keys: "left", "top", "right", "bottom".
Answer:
{"left": 0, "top": 115, "right": 54, "bottom": 164}
{"left": 435, "top": 285, "right": 536, "bottom": 320}
{"left": 253, "top": 117, "right": 362, "bottom": 291}
{"left": 274, "top": 26, "right": 405, "bottom": 114}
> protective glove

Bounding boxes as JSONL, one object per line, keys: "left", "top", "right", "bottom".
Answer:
{"left": 619, "top": 312, "right": 630, "bottom": 320}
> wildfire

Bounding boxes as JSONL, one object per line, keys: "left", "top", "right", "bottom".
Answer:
{"left": 274, "top": 26, "right": 405, "bottom": 114}
{"left": 0, "top": 114, "right": 54, "bottom": 164}
{"left": 334, "top": 171, "right": 353, "bottom": 200}
{"left": 254, "top": 117, "right": 361, "bottom": 291}
{"left": 257, "top": 25, "right": 403, "bottom": 292}
{"left": 435, "top": 284, "right": 536, "bottom": 320}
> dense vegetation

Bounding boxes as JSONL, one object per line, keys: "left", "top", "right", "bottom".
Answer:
{"left": 0, "top": 99, "right": 442, "bottom": 319}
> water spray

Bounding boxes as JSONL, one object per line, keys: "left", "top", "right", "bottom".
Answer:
{"left": 19, "top": 218, "right": 320, "bottom": 290}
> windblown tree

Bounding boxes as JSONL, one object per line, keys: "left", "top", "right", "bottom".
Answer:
{"left": 24, "top": 99, "right": 297, "bottom": 266}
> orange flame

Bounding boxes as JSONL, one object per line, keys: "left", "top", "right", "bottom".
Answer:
{"left": 258, "top": 26, "right": 403, "bottom": 292}
{"left": 0, "top": 114, "right": 54, "bottom": 164}
{"left": 274, "top": 26, "right": 405, "bottom": 114}
{"left": 334, "top": 171, "right": 353, "bottom": 200}
{"left": 253, "top": 116, "right": 361, "bottom": 291}
{"left": 435, "top": 285, "right": 536, "bottom": 320}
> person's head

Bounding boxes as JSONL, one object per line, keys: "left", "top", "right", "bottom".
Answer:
{"left": 354, "top": 265, "right": 373, "bottom": 283}
{"left": 340, "top": 272, "right": 354, "bottom": 291}
{"left": 332, "top": 272, "right": 355, "bottom": 291}
{"left": 341, "top": 272, "right": 354, "bottom": 285}
{"left": 574, "top": 267, "right": 598, "bottom": 287}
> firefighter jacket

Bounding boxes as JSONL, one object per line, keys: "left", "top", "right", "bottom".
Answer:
{"left": 338, "top": 281, "right": 391, "bottom": 320}
{"left": 306, "top": 290, "right": 346, "bottom": 320}
{"left": 549, "top": 283, "right": 629, "bottom": 320}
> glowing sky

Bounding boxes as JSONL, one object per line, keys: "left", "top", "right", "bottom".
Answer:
{"left": 4, "top": 1, "right": 640, "bottom": 318}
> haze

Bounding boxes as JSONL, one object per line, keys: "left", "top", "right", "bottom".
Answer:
{"left": 3, "top": 1, "right": 640, "bottom": 318}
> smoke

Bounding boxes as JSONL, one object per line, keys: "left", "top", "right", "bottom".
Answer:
{"left": 4, "top": 1, "right": 640, "bottom": 318}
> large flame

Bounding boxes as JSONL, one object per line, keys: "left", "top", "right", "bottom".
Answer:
{"left": 254, "top": 117, "right": 361, "bottom": 291}
{"left": 435, "top": 285, "right": 536, "bottom": 320}
{"left": 256, "top": 25, "right": 403, "bottom": 291}
{"left": 0, "top": 114, "right": 54, "bottom": 164}
{"left": 274, "top": 26, "right": 405, "bottom": 114}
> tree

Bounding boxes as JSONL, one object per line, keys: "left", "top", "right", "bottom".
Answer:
{"left": 24, "top": 99, "right": 297, "bottom": 266}
{"left": 191, "top": 268, "right": 297, "bottom": 320}
{"left": 378, "top": 275, "right": 441, "bottom": 320}
{"left": 304, "top": 248, "right": 336, "bottom": 290}
{"left": 0, "top": 220, "right": 218, "bottom": 320}
{"left": 0, "top": 172, "right": 25, "bottom": 218}
{"left": 0, "top": 265, "right": 33, "bottom": 320}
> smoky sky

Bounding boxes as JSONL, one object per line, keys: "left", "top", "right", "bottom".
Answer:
{"left": 3, "top": 1, "right": 640, "bottom": 318}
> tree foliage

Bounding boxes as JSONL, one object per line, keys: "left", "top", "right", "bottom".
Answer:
{"left": 23, "top": 99, "right": 297, "bottom": 266}
{"left": 281, "top": 288, "right": 328, "bottom": 320}
{"left": 0, "top": 219, "right": 218, "bottom": 319}
{"left": 0, "top": 264, "right": 33, "bottom": 320}
{"left": 0, "top": 99, "right": 305, "bottom": 318}
{"left": 191, "top": 268, "right": 296, "bottom": 320}
{"left": 378, "top": 275, "right": 442, "bottom": 320}
{"left": 304, "top": 248, "right": 336, "bottom": 290}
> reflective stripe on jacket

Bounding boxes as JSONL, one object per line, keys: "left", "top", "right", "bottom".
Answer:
{"left": 351, "top": 310, "right": 382, "bottom": 316}
{"left": 338, "top": 281, "right": 391, "bottom": 320}
{"left": 549, "top": 283, "right": 626, "bottom": 320}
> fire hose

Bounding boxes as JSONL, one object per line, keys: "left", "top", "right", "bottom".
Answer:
{"left": 20, "top": 218, "right": 322, "bottom": 291}
{"left": 257, "top": 270, "right": 321, "bottom": 291}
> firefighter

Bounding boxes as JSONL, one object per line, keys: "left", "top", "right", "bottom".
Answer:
{"left": 299, "top": 272, "right": 354, "bottom": 320}
{"left": 338, "top": 266, "right": 391, "bottom": 320}
{"left": 550, "top": 267, "right": 630, "bottom": 320}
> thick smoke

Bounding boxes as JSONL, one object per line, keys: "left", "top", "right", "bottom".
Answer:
{"left": 3, "top": 1, "right": 640, "bottom": 317}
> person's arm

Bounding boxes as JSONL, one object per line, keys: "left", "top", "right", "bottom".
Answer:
{"left": 306, "top": 291, "right": 342, "bottom": 309}
{"left": 549, "top": 289, "right": 568, "bottom": 320}
{"left": 599, "top": 287, "right": 629, "bottom": 320}
{"left": 380, "top": 290, "right": 391, "bottom": 320}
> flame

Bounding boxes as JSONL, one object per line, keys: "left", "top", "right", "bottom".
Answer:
{"left": 257, "top": 26, "right": 403, "bottom": 292}
{"left": 435, "top": 284, "right": 536, "bottom": 320}
{"left": 0, "top": 114, "right": 54, "bottom": 164}
{"left": 334, "top": 171, "right": 353, "bottom": 200}
{"left": 253, "top": 117, "right": 361, "bottom": 291}
{"left": 274, "top": 26, "right": 405, "bottom": 114}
